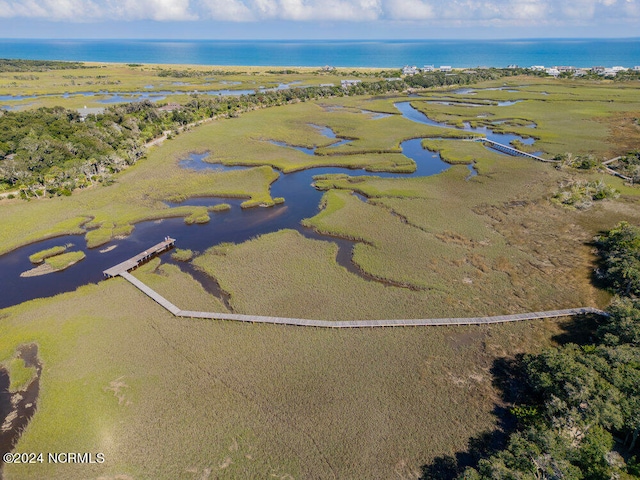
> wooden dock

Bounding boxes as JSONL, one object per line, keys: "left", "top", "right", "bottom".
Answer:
{"left": 102, "top": 237, "right": 175, "bottom": 278}
{"left": 472, "top": 138, "right": 556, "bottom": 163}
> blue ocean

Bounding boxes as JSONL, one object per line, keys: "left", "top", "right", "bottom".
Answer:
{"left": 0, "top": 38, "right": 639, "bottom": 68}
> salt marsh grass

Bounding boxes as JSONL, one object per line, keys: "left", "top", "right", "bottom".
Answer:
{"left": 1, "top": 272, "right": 569, "bottom": 478}
{"left": 28, "top": 245, "right": 67, "bottom": 263}
{"left": 3, "top": 356, "right": 36, "bottom": 393}
{"left": 2, "top": 74, "right": 640, "bottom": 479}
{"left": 44, "top": 251, "right": 85, "bottom": 271}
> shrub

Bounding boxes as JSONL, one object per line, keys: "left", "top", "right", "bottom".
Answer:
{"left": 552, "top": 179, "right": 619, "bottom": 209}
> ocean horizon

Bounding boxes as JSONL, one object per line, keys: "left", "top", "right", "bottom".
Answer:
{"left": 1, "top": 38, "right": 639, "bottom": 68}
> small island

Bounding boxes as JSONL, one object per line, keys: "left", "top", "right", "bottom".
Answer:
{"left": 21, "top": 251, "right": 86, "bottom": 277}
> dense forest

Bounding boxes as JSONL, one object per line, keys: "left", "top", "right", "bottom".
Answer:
{"left": 423, "top": 222, "right": 640, "bottom": 479}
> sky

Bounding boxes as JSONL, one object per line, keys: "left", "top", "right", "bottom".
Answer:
{"left": 0, "top": 0, "right": 639, "bottom": 39}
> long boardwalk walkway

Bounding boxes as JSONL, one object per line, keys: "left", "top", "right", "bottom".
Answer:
{"left": 472, "top": 138, "right": 555, "bottom": 163}
{"left": 107, "top": 247, "right": 608, "bottom": 327}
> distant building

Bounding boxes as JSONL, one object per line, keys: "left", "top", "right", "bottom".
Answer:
{"left": 402, "top": 65, "right": 419, "bottom": 75}
{"left": 530, "top": 65, "right": 545, "bottom": 71}
{"left": 611, "top": 66, "right": 627, "bottom": 72}
{"left": 633, "top": 66, "right": 640, "bottom": 72}
{"left": 556, "top": 66, "right": 575, "bottom": 73}
{"left": 507, "top": 64, "right": 519, "bottom": 69}
{"left": 321, "top": 65, "right": 335, "bottom": 72}
{"left": 440, "top": 66, "right": 452, "bottom": 72}
{"left": 591, "top": 66, "right": 606, "bottom": 73}
{"left": 546, "top": 68, "right": 560, "bottom": 77}
{"left": 341, "top": 79, "right": 361, "bottom": 88}
{"left": 77, "top": 106, "right": 105, "bottom": 120}
{"left": 573, "top": 69, "right": 588, "bottom": 77}
{"left": 422, "top": 65, "right": 435, "bottom": 72}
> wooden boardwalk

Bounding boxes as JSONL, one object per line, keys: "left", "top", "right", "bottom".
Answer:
{"left": 103, "top": 237, "right": 176, "bottom": 278}
{"left": 104, "top": 239, "right": 608, "bottom": 327}
{"left": 175, "top": 307, "right": 607, "bottom": 327}
{"left": 602, "top": 156, "right": 633, "bottom": 181}
{"left": 472, "top": 138, "right": 556, "bottom": 163}
{"left": 107, "top": 257, "right": 608, "bottom": 327}
{"left": 120, "top": 272, "right": 182, "bottom": 315}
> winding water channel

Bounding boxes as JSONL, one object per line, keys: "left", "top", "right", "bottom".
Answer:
{"left": 0, "top": 82, "right": 301, "bottom": 110}
{"left": 0, "top": 100, "right": 537, "bottom": 309}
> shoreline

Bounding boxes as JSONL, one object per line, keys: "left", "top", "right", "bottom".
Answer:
{"left": 1, "top": 38, "right": 639, "bottom": 70}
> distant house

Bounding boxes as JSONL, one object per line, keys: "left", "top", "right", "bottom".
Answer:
{"left": 77, "top": 106, "right": 105, "bottom": 121}
{"left": 158, "top": 103, "right": 182, "bottom": 113}
{"left": 530, "top": 65, "right": 545, "bottom": 71}
{"left": 573, "top": 69, "right": 588, "bottom": 77}
{"left": 341, "top": 79, "right": 361, "bottom": 88}
{"left": 402, "top": 65, "right": 419, "bottom": 75}
{"left": 546, "top": 68, "right": 560, "bottom": 77}
{"left": 591, "top": 66, "right": 606, "bottom": 73}
{"left": 602, "top": 68, "right": 618, "bottom": 77}
{"left": 507, "top": 64, "right": 519, "bottom": 69}
{"left": 633, "top": 66, "right": 640, "bottom": 72}
{"left": 422, "top": 65, "right": 435, "bottom": 72}
{"left": 440, "top": 66, "right": 452, "bottom": 72}
{"left": 556, "top": 66, "right": 575, "bottom": 73}
{"left": 611, "top": 66, "right": 627, "bottom": 72}
{"left": 321, "top": 65, "right": 335, "bottom": 71}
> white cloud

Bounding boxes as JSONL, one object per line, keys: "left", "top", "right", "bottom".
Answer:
{"left": 199, "top": 0, "right": 381, "bottom": 21}
{"left": 107, "top": 0, "right": 197, "bottom": 21}
{"left": 385, "top": 0, "right": 434, "bottom": 20}
{"left": 0, "top": 0, "right": 196, "bottom": 20}
{"left": 198, "top": 0, "right": 254, "bottom": 21}
{"left": 0, "top": 0, "right": 102, "bottom": 20}
{"left": 0, "top": 0, "right": 637, "bottom": 24}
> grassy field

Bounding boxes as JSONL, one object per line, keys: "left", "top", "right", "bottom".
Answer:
{"left": 0, "top": 140, "right": 279, "bottom": 254}
{"left": 411, "top": 77, "right": 640, "bottom": 158}
{"left": 2, "top": 355, "right": 36, "bottom": 393}
{"left": 44, "top": 251, "right": 86, "bottom": 271}
{"left": 1, "top": 270, "right": 573, "bottom": 479}
{"left": 1, "top": 74, "right": 640, "bottom": 478}
{"left": 0, "top": 62, "right": 390, "bottom": 111}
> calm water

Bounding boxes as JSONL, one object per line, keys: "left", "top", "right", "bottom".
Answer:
{"left": 1, "top": 39, "right": 639, "bottom": 68}
{"left": 0, "top": 100, "right": 531, "bottom": 308}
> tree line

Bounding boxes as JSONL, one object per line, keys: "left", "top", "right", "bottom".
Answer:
{"left": 0, "top": 59, "right": 86, "bottom": 73}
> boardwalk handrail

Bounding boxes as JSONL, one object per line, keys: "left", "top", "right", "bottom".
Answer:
{"left": 472, "top": 137, "right": 556, "bottom": 163}
{"left": 111, "top": 265, "right": 608, "bottom": 327}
